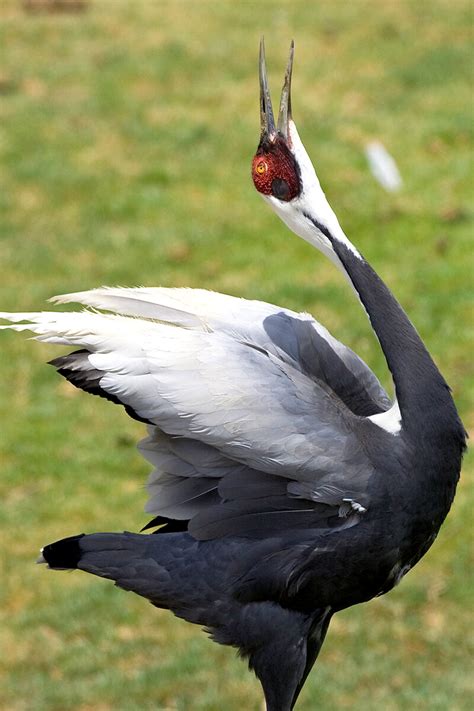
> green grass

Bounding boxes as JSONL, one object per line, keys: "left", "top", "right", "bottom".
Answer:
{"left": 0, "top": 1, "right": 472, "bottom": 709}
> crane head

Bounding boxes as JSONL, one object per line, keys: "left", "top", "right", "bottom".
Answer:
{"left": 251, "top": 39, "right": 301, "bottom": 203}
{"left": 251, "top": 40, "right": 358, "bottom": 265}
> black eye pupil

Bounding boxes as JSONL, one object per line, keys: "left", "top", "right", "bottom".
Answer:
{"left": 271, "top": 178, "right": 290, "bottom": 200}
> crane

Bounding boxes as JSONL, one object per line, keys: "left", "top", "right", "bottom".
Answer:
{"left": 0, "top": 41, "right": 466, "bottom": 711}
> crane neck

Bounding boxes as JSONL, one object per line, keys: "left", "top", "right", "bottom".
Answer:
{"left": 302, "top": 210, "right": 453, "bottom": 431}
{"left": 264, "top": 122, "right": 458, "bottom": 434}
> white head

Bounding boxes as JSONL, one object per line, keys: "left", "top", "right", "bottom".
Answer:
{"left": 251, "top": 40, "right": 361, "bottom": 265}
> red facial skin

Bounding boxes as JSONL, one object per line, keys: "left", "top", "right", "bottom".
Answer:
{"left": 251, "top": 140, "right": 300, "bottom": 202}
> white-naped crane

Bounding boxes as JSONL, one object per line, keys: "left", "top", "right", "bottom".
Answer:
{"left": 0, "top": 41, "right": 466, "bottom": 711}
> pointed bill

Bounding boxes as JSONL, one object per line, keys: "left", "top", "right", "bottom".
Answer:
{"left": 259, "top": 37, "right": 276, "bottom": 139}
{"left": 277, "top": 40, "right": 294, "bottom": 140}
{"left": 259, "top": 39, "right": 294, "bottom": 144}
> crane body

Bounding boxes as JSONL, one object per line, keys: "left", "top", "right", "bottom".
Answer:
{"left": 0, "top": 42, "right": 465, "bottom": 711}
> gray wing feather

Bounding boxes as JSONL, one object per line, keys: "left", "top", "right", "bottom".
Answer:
{"left": 0, "top": 290, "right": 383, "bottom": 540}
{"left": 144, "top": 473, "right": 220, "bottom": 519}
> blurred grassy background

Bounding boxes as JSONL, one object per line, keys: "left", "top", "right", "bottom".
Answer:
{"left": 0, "top": 1, "right": 472, "bottom": 709}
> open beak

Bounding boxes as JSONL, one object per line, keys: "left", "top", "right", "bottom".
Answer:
{"left": 259, "top": 38, "right": 294, "bottom": 144}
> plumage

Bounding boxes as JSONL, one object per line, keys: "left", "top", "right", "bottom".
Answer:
{"left": 1, "top": 41, "right": 466, "bottom": 711}
{"left": 51, "top": 285, "right": 392, "bottom": 413}
{"left": 0, "top": 294, "right": 377, "bottom": 537}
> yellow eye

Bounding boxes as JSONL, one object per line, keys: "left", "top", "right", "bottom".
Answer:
{"left": 256, "top": 161, "right": 267, "bottom": 175}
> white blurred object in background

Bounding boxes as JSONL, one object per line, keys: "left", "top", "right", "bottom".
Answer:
{"left": 365, "top": 141, "right": 403, "bottom": 193}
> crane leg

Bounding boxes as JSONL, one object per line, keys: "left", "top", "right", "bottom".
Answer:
{"left": 212, "top": 602, "right": 330, "bottom": 711}
{"left": 290, "top": 610, "right": 332, "bottom": 709}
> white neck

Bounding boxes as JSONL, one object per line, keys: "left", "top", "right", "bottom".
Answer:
{"left": 259, "top": 124, "right": 460, "bottom": 439}
{"left": 263, "top": 121, "right": 362, "bottom": 274}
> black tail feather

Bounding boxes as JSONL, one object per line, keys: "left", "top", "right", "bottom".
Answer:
{"left": 41, "top": 533, "right": 86, "bottom": 569}
{"left": 40, "top": 532, "right": 170, "bottom": 606}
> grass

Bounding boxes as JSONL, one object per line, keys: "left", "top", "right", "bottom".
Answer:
{"left": 0, "top": 1, "right": 472, "bottom": 709}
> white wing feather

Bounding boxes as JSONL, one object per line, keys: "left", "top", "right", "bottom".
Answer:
{"left": 0, "top": 306, "right": 365, "bottom": 483}
{"left": 48, "top": 287, "right": 392, "bottom": 411}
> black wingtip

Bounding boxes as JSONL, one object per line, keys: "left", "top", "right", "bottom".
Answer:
{"left": 49, "top": 349, "right": 152, "bottom": 425}
{"left": 41, "top": 533, "right": 86, "bottom": 569}
{"left": 141, "top": 515, "right": 189, "bottom": 534}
